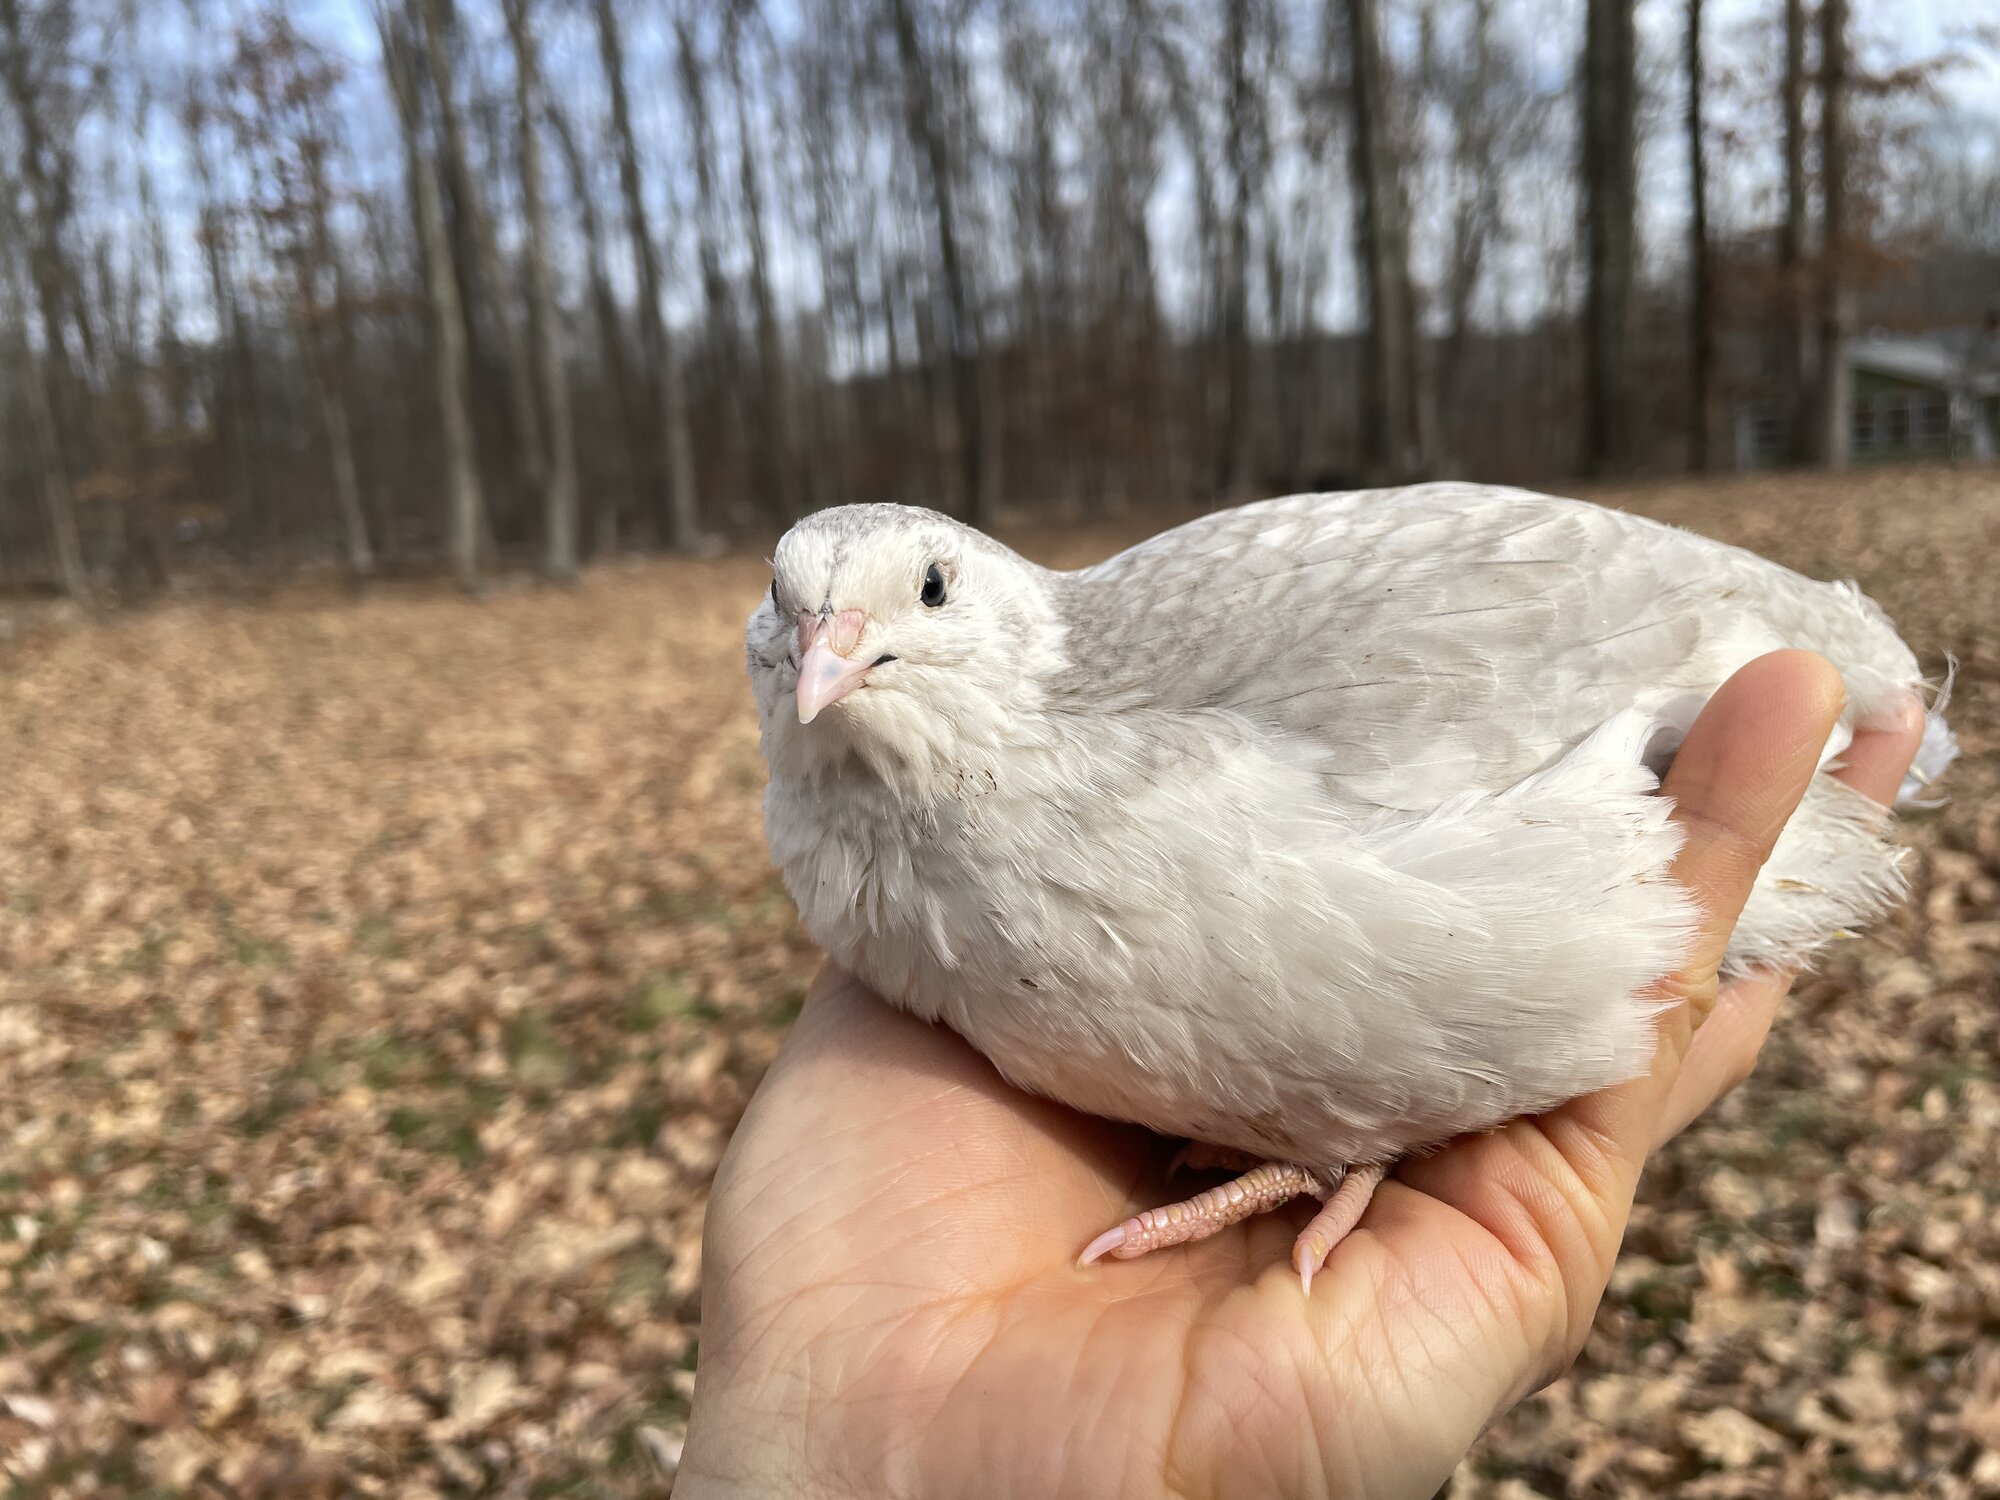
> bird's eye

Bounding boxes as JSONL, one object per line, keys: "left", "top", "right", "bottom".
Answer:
{"left": 920, "top": 563, "right": 947, "bottom": 608}
{"left": 769, "top": 578, "right": 780, "bottom": 611}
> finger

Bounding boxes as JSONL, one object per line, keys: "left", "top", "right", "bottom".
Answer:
{"left": 1653, "top": 694, "right": 1925, "bottom": 1144}
{"left": 1830, "top": 694, "right": 1928, "bottom": 805}
{"left": 1650, "top": 968, "right": 1792, "bottom": 1147}
{"left": 1653, "top": 649, "right": 1850, "bottom": 1021}
{"left": 1547, "top": 651, "right": 1845, "bottom": 1189}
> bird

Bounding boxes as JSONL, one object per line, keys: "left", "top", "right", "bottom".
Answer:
{"left": 743, "top": 482, "right": 1956, "bottom": 1291}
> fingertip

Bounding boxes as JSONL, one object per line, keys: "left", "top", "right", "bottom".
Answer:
{"left": 1884, "top": 690, "right": 1927, "bottom": 740}
{"left": 1834, "top": 691, "right": 1927, "bottom": 808}
{"left": 1756, "top": 648, "right": 1849, "bottom": 726}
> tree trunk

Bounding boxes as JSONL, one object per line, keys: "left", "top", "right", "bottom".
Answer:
{"left": 1156, "top": 33, "right": 1217, "bottom": 498}
{"left": 1816, "top": 0, "right": 1852, "bottom": 471}
{"left": 549, "top": 102, "right": 639, "bottom": 555}
{"left": 799, "top": 48, "right": 855, "bottom": 510}
{"left": 321, "top": 383, "right": 375, "bottom": 579}
{"left": 1582, "top": 0, "right": 1638, "bottom": 475}
{"left": 888, "top": 0, "right": 991, "bottom": 527}
{"left": 1438, "top": 0, "right": 1499, "bottom": 448}
{"left": 1, "top": 0, "right": 92, "bottom": 579}
{"left": 1686, "top": 0, "right": 1713, "bottom": 471}
{"left": 299, "top": 111, "right": 375, "bottom": 580}
{"left": 381, "top": 9, "right": 486, "bottom": 590}
{"left": 1780, "top": 0, "right": 1811, "bottom": 462}
{"left": 594, "top": 0, "right": 702, "bottom": 550}
{"left": 729, "top": 2, "right": 800, "bottom": 523}
{"left": 505, "top": 0, "right": 579, "bottom": 580}
{"left": 1220, "top": 0, "right": 1256, "bottom": 496}
{"left": 4, "top": 257, "right": 87, "bottom": 599}
{"left": 415, "top": 0, "right": 548, "bottom": 512}
{"left": 674, "top": 12, "right": 749, "bottom": 508}
{"left": 1345, "top": 0, "right": 1418, "bottom": 482}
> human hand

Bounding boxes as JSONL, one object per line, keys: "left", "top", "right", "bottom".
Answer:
{"left": 680, "top": 652, "right": 1925, "bottom": 1500}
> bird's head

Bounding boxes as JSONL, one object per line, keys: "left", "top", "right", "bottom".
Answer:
{"left": 746, "top": 504, "right": 1065, "bottom": 777}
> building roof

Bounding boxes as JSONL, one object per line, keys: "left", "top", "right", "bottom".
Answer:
{"left": 1850, "top": 334, "right": 2000, "bottom": 395}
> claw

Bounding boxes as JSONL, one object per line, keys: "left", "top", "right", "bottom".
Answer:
{"left": 1077, "top": 1224, "right": 1129, "bottom": 1267}
{"left": 1294, "top": 1236, "right": 1325, "bottom": 1298}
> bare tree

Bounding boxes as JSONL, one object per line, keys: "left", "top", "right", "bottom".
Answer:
{"left": 548, "top": 101, "right": 636, "bottom": 555}
{"left": 1219, "top": 0, "right": 1260, "bottom": 496}
{"left": 180, "top": 84, "right": 264, "bottom": 553}
{"left": 674, "top": 9, "right": 748, "bottom": 503}
{"left": 1815, "top": 0, "right": 1852, "bottom": 470}
{"left": 1582, "top": 0, "right": 1637, "bottom": 474}
{"left": 378, "top": 2, "right": 484, "bottom": 590}
{"left": 1779, "top": 0, "right": 1811, "bottom": 463}
{"left": 1, "top": 0, "right": 1987, "bottom": 591}
{"left": 0, "top": 191, "right": 86, "bottom": 598}
{"left": 0, "top": 0, "right": 89, "bottom": 589}
{"left": 888, "top": 0, "right": 991, "bottom": 525}
{"left": 593, "top": 0, "right": 702, "bottom": 550}
{"left": 1344, "top": 0, "right": 1420, "bottom": 482}
{"left": 1685, "top": 0, "right": 1713, "bottom": 470}
{"left": 727, "top": 3, "right": 798, "bottom": 522}
{"left": 1433, "top": 0, "right": 1497, "bottom": 421}
{"left": 226, "top": 12, "right": 375, "bottom": 579}
{"left": 1091, "top": 0, "right": 1170, "bottom": 504}
{"left": 503, "top": 0, "right": 578, "bottom": 579}
{"left": 413, "top": 0, "right": 547, "bottom": 517}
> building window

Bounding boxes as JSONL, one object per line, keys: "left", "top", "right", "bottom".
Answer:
{"left": 1919, "top": 396, "right": 1950, "bottom": 448}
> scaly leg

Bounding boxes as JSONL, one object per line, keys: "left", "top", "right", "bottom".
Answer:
{"left": 1078, "top": 1160, "right": 1328, "bottom": 1266}
{"left": 1078, "top": 1157, "right": 1390, "bottom": 1295}
{"left": 1291, "top": 1162, "right": 1388, "bottom": 1297}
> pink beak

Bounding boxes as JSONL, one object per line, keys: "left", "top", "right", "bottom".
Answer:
{"left": 795, "top": 609, "right": 876, "bottom": 724}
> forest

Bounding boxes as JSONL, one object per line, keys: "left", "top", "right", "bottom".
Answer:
{"left": 0, "top": 0, "right": 1994, "bottom": 598}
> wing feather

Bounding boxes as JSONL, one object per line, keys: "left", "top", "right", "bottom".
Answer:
{"left": 1049, "top": 483, "right": 1918, "bottom": 809}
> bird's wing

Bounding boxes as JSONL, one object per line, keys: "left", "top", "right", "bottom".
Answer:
{"left": 1052, "top": 483, "right": 1911, "bottom": 810}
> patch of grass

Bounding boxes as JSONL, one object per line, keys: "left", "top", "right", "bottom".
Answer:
{"left": 239, "top": 1086, "right": 301, "bottom": 1138}
{"left": 124, "top": 929, "right": 169, "bottom": 976}
{"left": 608, "top": 1249, "right": 672, "bottom": 1308}
{"left": 61, "top": 1324, "right": 108, "bottom": 1370}
{"left": 505, "top": 1008, "right": 574, "bottom": 1090}
{"left": 626, "top": 973, "right": 708, "bottom": 1030}
{"left": 1831, "top": 1458, "right": 1909, "bottom": 1492}
{"left": 1749, "top": 1264, "right": 1810, "bottom": 1302}
{"left": 611, "top": 1099, "right": 665, "bottom": 1150}
{"left": 608, "top": 1392, "right": 694, "bottom": 1475}
{"left": 1905, "top": 1057, "right": 1988, "bottom": 1111}
{"left": 359, "top": 1035, "right": 430, "bottom": 1089}
{"left": 232, "top": 935, "right": 291, "bottom": 967}
{"left": 352, "top": 914, "right": 403, "bottom": 958}
{"left": 1623, "top": 1273, "right": 1694, "bottom": 1332}
{"left": 1765, "top": 1093, "right": 1852, "bottom": 1150}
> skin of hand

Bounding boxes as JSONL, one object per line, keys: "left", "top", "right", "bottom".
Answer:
{"left": 679, "top": 651, "right": 1926, "bottom": 1500}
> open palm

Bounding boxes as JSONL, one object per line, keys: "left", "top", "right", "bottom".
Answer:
{"left": 681, "top": 653, "right": 1923, "bottom": 1500}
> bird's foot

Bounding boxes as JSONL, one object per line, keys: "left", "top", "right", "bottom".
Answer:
{"left": 1078, "top": 1157, "right": 1389, "bottom": 1295}
{"left": 1291, "top": 1161, "right": 1388, "bottom": 1297}
{"left": 1078, "top": 1160, "right": 1327, "bottom": 1267}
